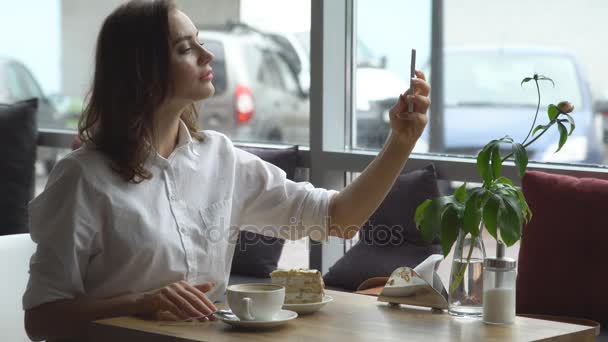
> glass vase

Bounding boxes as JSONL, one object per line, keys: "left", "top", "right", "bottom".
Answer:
{"left": 447, "top": 229, "right": 486, "bottom": 317}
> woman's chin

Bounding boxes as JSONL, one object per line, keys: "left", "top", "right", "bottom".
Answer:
{"left": 197, "top": 85, "right": 215, "bottom": 100}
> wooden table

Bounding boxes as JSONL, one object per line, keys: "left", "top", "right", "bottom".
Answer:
{"left": 90, "top": 290, "right": 596, "bottom": 341}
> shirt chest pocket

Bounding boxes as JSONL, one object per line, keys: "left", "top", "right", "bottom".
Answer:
{"left": 193, "top": 199, "right": 233, "bottom": 277}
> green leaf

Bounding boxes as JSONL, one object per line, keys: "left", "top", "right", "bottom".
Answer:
{"left": 491, "top": 145, "right": 502, "bottom": 180}
{"left": 482, "top": 194, "right": 500, "bottom": 240}
{"left": 440, "top": 204, "right": 460, "bottom": 257}
{"left": 477, "top": 140, "right": 499, "bottom": 184}
{"left": 453, "top": 183, "right": 467, "bottom": 203}
{"left": 512, "top": 143, "right": 528, "bottom": 177}
{"left": 497, "top": 193, "right": 523, "bottom": 246}
{"left": 536, "top": 75, "right": 555, "bottom": 87}
{"left": 514, "top": 188, "right": 532, "bottom": 223}
{"left": 555, "top": 121, "right": 568, "bottom": 152}
{"left": 520, "top": 77, "right": 533, "bottom": 86}
{"left": 547, "top": 104, "right": 559, "bottom": 120}
{"left": 499, "top": 135, "right": 514, "bottom": 143}
{"left": 416, "top": 196, "right": 460, "bottom": 243}
{"left": 495, "top": 177, "right": 513, "bottom": 186}
{"left": 532, "top": 124, "right": 550, "bottom": 136}
{"left": 415, "top": 199, "right": 431, "bottom": 228}
{"left": 477, "top": 147, "right": 492, "bottom": 185}
{"left": 563, "top": 113, "right": 576, "bottom": 136}
{"left": 463, "top": 193, "right": 482, "bottom": 237}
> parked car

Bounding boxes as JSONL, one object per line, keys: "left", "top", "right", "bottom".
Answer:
{"left": 0, "top": 57, "right": 70, "bottom": 172}
{"left": 292, "top": 30, "right": 410, "bottom": 150}
{"left": 435, "top": 47, "right": 602, "bottom": 164}
{"left": 197, "top": 24, "right": 309, "bottom": 145}
{"left": 357, "top": 47, "right": 603, "bottom": 163}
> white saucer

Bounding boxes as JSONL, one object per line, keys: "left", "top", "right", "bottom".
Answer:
{"left": 282, "top": 295, "right": 333, "bottom": 314}
{"left": 218, "top": 309, "right": 298, "bottom": 329}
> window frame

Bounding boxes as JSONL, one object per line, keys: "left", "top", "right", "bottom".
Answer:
{"left": 36, "top": 0, "right": 608, "bottom": 275}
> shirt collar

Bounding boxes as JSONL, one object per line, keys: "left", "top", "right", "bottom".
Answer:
{"left": 149, "top": 120, "right": 200, "bottom": 167}
{"left": 177, "top": 119, "right": 200, "bottom": 157}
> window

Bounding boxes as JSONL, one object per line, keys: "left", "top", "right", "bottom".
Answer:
{"left": 353, "top": 0, "right": 607, "bottom": 166}
{"left": 259, "top": 51, "right": 285, "bottom": 89}
{"left": 274, "top": 54, "right": 302, "bottom": 96}
{"left": 16, "top": 0, "right": 608, "bottom": 276}
{"left": 307, "top": 0, "right": 608, "bottom": 275}
{"left": 202, "top": 39, "right": 227, "bottom": 96}
{"left": 13, "top": 63, "right": 45, "bottom": 99}
{"left": 354, "top": 0, "right": 432, "bottom": 151}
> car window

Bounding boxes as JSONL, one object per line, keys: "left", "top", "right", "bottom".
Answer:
{"left": 258, "top": 51, "right": 284, "bottom": 89}
{"left": 0, "top": 66, "right": 9, "bottom": 102}
{"left": 274, "top": 53, "right": 300, "bottom": 95}
{"left": 5, "top": 65, "right": 27, "bottom": 100}
{"left": 14, "top": 63, "right": 44, "bottom": 98}
{"left": 445, "top": 53, "right": 583, "bottom": 108}
{"left": 4, "top": 63, "right": 44, "bottom": 101}
{"left": 203, "top": 39, "right": 227, "bottom": 96}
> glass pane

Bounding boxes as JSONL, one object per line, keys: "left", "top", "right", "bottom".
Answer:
{"left": 201, "top": 0, "right": 311, "bottom": 146}
{"left": 354, "top": 0, "right": 433, "bottom": 151}
{"left": 355, "top": 1, "right": 608, "bottom": 167}
{"left": 438, "top": 1, "right": 606, "bottom": 165}
{"left": 0, "top": 0, "right": 310, "bottom": 146}
{"left": 7, "top": 1, "right": 310, "bottom": 270}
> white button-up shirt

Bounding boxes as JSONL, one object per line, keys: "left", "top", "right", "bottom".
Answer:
{"left": 23, "top": 122, "right": 337, "bottom": 310}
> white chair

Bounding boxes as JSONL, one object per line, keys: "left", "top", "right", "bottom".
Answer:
{"left": 0, "top": 233, "right": 36, "bottom": 341}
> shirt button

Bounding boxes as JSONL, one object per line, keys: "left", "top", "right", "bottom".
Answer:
{"left": 180, "top": 227, "right": 187, "bottom": 234}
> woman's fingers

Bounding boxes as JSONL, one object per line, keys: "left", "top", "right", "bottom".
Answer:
{"left": 139, "top": 281, "right": 219, "bottom": 321}
{"left": 410, "top": 78, "right": 431, "bottom": 97}
{"left": 192, "top": 282, "right": 215, "bottom": 294}
{"left": 157, "top": 292, "right": 191, "bottom": 320}
{"left": 186, "top": 283, "right": 218, "bottom": 312}
{"left": 176, "top": 283, "right": 217, "bottom": 317}
{"left": 162, "top": 287, "right": 204, "bottom": 319}
{"left": 400, "top": 94, "right": 431, "bottom": 116}
{"left": 415, "top": 70, "right": 426, "bottom": 81}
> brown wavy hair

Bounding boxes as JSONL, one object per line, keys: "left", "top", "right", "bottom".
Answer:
{"left": 78, "top": 0, "right": 204, "bottom": 183}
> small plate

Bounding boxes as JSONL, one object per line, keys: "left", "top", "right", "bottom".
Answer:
{"left": 282, "top": 295, "right": 333, "bottom": 314}
{"left": 218, "top": 309, "right": 298, "bottom": 329}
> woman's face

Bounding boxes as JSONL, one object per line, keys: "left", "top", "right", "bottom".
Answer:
{"left": 167, "top": 10, "right": 215, "bottom": 104}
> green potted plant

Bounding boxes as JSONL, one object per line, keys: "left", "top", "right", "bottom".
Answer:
{"left": 414, "top": 74, "right": 576, "bottom": 316}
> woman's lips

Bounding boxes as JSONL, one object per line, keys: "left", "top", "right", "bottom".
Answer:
{"left": 200, "top": 70, "right": 213, "bottom": 81}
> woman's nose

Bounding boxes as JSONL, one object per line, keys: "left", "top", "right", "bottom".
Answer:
{"left": 199, "top": 48, "right": 214, "bottom": 65}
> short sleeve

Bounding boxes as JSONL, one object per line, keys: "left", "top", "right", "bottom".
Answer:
{"left": 23, "top": 157, "right": 101, "bottom": 310}
{"left": 232, "top": 148, "right": 338, "bottom": 242}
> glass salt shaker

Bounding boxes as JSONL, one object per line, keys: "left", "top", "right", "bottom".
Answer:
{"left": 483, "top": 241, "right": 517, "bottom": 324}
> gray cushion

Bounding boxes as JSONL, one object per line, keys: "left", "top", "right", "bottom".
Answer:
{"left": 230, "top": 146, "right": 298, "bottom": 278}
{"left": 0, "top": 99, "right": 37, "bottom": 235}
{"left": 323, "top": 164, "right": 442, "bottom": 291}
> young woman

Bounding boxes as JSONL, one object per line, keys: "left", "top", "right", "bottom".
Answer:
{"left": 23, "top": 0, "right": 430, "bottom": 340}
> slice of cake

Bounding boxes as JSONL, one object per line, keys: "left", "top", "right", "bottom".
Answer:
{"left": 270, "top": 268, "right": 325, "bottom": 304}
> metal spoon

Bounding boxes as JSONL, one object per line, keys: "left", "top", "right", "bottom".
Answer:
{"left": 213, "top": 309, "right": 238, "bottom": 320}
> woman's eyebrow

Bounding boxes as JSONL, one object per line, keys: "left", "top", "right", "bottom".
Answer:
{"left": 172, "top": 35, "right": 192, "bottom": 46}
{"left": 172, "top": 31, "right": 200, "bottom": 46}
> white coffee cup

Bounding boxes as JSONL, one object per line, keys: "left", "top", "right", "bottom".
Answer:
{"left": 226, "top": 283, "right": 285, "bottom": 321}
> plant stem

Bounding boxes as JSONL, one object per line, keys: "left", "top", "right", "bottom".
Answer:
{"left": 500, "top": 122, "right": 554, "bottom": 164}
{"left": 450, "top": 234, "right": 476, "bottom": 293}
{"left": 521, "top": 79, "right": 542, "bottom": 146}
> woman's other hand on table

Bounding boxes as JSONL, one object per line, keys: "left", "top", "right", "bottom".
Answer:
{"left": 135, "top": 281, "right": 218, "bottom": 321}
